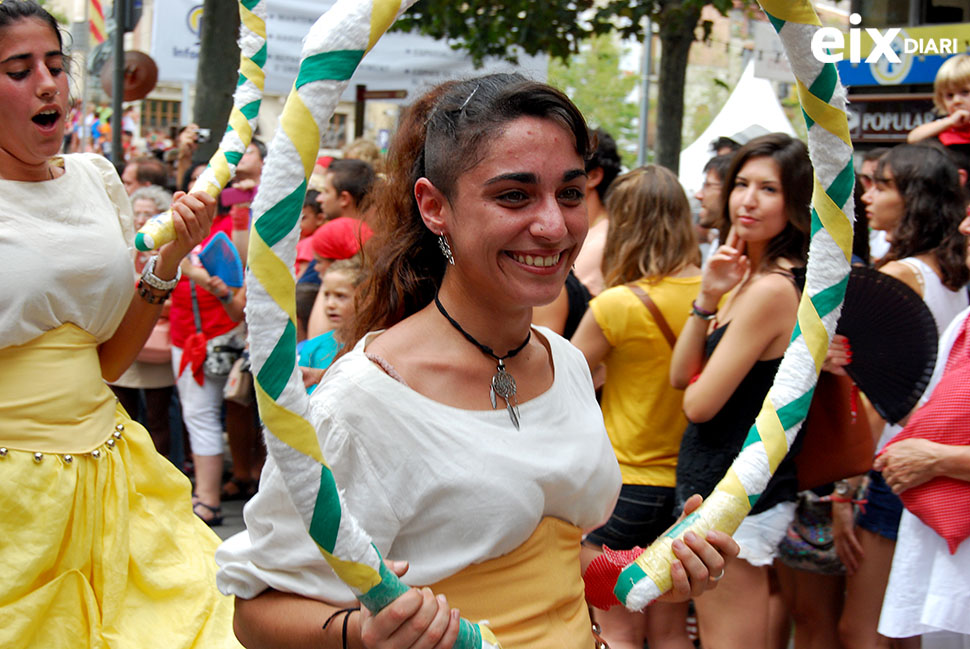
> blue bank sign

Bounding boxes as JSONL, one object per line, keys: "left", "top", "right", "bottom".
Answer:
{"left": 833, "top": 22, "right": 970, "bottom": 86}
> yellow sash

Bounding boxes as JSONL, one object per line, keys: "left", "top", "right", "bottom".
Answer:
{"left": 0, "top": 324, "right": 117, "bottom": 453}
{"left": 425, "top": 517, "right": 594, "bottom": 649}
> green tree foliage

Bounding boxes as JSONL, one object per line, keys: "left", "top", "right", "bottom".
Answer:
{"left": 548, "top": 34, "right": 638, "bottom": 168}
{"left": 395, "top": 0, "right": 743, "bottom": 171}
{"left": 38, "top": 0, "right": 68, "bottom": 26}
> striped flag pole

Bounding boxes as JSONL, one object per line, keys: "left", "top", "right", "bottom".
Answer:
{"left": 89, "top": 0, "right": 106, "bottom": 44}
{"left": 134, "top": 0, "right": 269, "bottom": 251}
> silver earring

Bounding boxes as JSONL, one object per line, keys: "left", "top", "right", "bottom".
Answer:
{"left": 438, "top": 235, "right": 455, "bottom": 265}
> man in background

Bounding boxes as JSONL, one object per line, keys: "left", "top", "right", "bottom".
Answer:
{"left": 573, "top": 129, "right": 623, "bottom": 297}
{"left": 695, "top": 152, "right": 735, "bottom": 262}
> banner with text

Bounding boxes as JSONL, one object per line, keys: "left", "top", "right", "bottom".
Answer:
{"left": 151, "top": 0, "right": 547, "bottom": 98}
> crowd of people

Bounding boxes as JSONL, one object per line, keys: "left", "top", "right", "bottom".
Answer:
{"left": 1, "top": 1, "right": 969, "bottom": 648}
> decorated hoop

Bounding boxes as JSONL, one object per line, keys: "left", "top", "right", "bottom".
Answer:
{"left": 600, "top": 0, "right": 856, "bottom": 610}
{"left": 236, "top": 0, "right": 499, "bottom": 647}
{"left": 137, "top": 0, "right": 854, "bottom": 639}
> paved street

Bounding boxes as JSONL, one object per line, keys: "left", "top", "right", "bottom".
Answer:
{"left": 213, "top": 498, "right": 247, "bottom": 541}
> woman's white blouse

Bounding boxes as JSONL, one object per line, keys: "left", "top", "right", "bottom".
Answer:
{"left": 0, "top": 154, "right": 134, "bottom": 347}
{"left": 216, "top": 328, "right": 621, "bottom": 603}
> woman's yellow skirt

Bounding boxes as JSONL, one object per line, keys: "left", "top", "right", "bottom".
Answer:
{"left": 0, "top": 326, "right": 240, "bottom": 648}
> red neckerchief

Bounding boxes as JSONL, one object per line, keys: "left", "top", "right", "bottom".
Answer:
{"left": 178, "top": 331, "right": 207, "bottom": 386}
{"left": 939, "top": 126, "right": 970, "bottom": 146}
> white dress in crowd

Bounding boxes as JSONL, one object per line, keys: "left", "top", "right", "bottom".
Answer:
{"left": 879, "top": 306, "right": 970, "bottom": 644}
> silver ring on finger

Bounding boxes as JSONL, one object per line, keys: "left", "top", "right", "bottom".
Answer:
{"left": 711, "top": 568, "right": 725, "bottom": 582}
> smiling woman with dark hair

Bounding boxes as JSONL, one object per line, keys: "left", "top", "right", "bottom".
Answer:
{"left": 0, "top": 1, "right": 237, "bottom": 647}
{"left": 670, "top": 132, "right": 813, "bottom": 649}
{"left": 218, "top": 73, "right": 738, "bottom": 649}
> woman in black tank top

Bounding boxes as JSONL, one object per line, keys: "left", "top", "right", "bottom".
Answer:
{"left": 670, "top": 133, "right": 812, "bottom": 649}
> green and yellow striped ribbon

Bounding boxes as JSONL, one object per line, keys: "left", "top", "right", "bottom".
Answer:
{"left": 243, "top": 1, "right": 498, "bottom": 646}
{"left": 190, "top": 0, "right": 267, "bottom": 199}
{"left": 616, "top": 0, "right": 855, "bottom": 610}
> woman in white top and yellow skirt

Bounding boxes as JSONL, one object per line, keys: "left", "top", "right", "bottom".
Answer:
{"left": 0, "top": 3, "right": 238, "bottom": 647}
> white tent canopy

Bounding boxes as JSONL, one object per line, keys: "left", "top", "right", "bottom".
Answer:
{"left": 679, "top": 61, "right": 795, "bottom": 196}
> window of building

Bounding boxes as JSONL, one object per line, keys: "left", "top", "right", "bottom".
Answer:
{"left": 141, "top": 99, "right": 182, "bottom": 135}
{"left": 854, "top": 0, "right": 914, "bottom": 26}
{"left": 923, "top": 0, "right": 970, "bottom": 23}
{"left": 321, "top": 113, "right": 348, "bottom": 149}
{"left": 854, "top": 0, "right": 970, "bottom": 26}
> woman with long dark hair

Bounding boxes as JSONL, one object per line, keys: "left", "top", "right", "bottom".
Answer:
{"left": 0, "top": 2, "right": 236, "bottom": 646}
{"left": 217, "top": 74, "right": 737, "bottom": 649}
{"left": 833, "top": 143, "right": 969, "bottom": 649}
{"left": 670, "top": 133, "right": 813, "bottom": 649}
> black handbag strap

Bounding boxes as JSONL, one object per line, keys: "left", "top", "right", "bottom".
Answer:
{"left": 189, "top": 281, "right": 204, "bottom": 335}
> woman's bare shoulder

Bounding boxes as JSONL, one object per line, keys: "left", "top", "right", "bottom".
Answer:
{"left": 879, "top": 260, "right": 922, "bottom": 295}
{"left": 733, "top": 271, "right": 800, "bottom": 317}
{"left": 360, "top": 308, "right": 454, "bottom": 378}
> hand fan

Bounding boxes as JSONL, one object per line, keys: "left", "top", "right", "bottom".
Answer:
{"left": 199, "top": 231, "right": 244, "bottom": 288}
{"left": 838, "top": 266, "right": 938, "bottom": 424}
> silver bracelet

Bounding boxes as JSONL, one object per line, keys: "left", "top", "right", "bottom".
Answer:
{"left": 140, "top": 255, "right": 181, "bottom": 291}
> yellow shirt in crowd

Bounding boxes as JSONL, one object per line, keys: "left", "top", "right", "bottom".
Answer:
{"left": 589, "top": 275, "right": 702, "bottom": 487}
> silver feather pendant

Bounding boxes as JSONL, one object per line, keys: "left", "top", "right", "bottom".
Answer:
{"left": 489, "top": 359, "right": 520, "bottom": 429}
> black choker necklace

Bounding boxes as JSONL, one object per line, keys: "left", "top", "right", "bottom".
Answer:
{"left": 434, "top": 292, "right": 530, "bottom": 429}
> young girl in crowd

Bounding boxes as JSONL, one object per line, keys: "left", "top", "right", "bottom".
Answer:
{"left": 572, "top": 164, "right": 702, "bottom": 649}
{"left": 297, "top": 189, "right": 325, "bottom": 279}
{"left": 0, "top": 2, "right": 237, "bottom": 646}
{"left": 908, "top": 54, "right": 970, "bottom": 146}
{"left": 299, "top": 257, "right": 363, "bottom": 391}
{"left": 216, "top": 73, "right": 737, "bottom": 649}
{"left": 833, "top": 143, "right": 969, "bottom": 649}
{"left": 670, "top": 133, "right": 813, "bottom": 649}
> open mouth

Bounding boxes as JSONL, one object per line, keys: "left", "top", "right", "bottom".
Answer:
{"left": 509, "top": 251, "right": 561, "bottom": 268}
{"left": 32, "top": 109, "right": 60, "bottom": 128}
